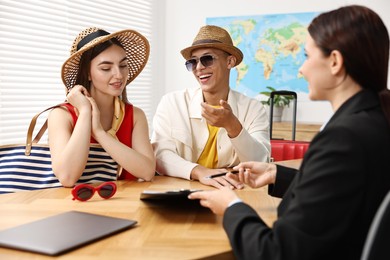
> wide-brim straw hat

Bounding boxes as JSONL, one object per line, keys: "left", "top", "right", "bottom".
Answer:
{"left": 62, "top": 27, "right": 150, "bottom": 90}
{"left": 180, "top": 25, "right": 243, "bottom": 66}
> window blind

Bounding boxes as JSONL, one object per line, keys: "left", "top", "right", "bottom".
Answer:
{"left": 0, "top": 0, "right": 155, "bottom": 145}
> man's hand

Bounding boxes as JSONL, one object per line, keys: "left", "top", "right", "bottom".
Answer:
{"left": 191, "top": 165, "right": 244, "bottom": 189}
{"left": 201, "top": 100, "right": 242, "bottom": 138}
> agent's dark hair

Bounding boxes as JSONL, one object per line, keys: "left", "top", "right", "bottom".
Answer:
{"left": 308, "top": 5, "right": 390, "bottom": 125}
{"left": 75, "top": 38, "right": 129, "bottom": 103}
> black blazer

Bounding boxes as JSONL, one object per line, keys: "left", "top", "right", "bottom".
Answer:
{"left": 223, "top": 89, "right": 390, "bottom": 260}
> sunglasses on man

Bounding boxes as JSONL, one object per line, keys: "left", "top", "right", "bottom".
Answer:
{"left": 185, "top": 55, "right": 216, "bottom": 71}
{"left": 72, "top": 182, "right": 117, "bottom": 202}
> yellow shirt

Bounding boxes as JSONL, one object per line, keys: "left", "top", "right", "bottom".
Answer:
{"left": 197, "top": 122, "right": 220, "bottom": 169}
{"left": 197, "top": 99, "right": 221, "bottom": 169}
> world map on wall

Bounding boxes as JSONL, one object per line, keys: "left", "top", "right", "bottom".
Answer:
{"left": 207, "top": 12, "right": 318, "bottom": 98}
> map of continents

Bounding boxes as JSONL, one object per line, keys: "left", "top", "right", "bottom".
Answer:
{"left": 207, "top": 12, "right": 318, "bottom": 98}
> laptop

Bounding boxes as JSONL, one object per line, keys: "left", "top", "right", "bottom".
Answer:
{"left": 0, "top": 211, "right": 137, "bottom": 256}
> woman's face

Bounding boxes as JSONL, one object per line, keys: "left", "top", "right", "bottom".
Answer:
{"left": 89, "top": 44, "right": 128, "bottom": 97}
{"left": 299, "top": 35, "right": 334, "bottom": 101}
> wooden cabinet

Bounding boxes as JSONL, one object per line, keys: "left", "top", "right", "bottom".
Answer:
{"left": 271, "top": 121, "right": 322, "bottom": 142}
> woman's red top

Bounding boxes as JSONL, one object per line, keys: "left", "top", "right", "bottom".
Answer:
{"left": 62, "top": 103, "right": 136, "bottom": 180}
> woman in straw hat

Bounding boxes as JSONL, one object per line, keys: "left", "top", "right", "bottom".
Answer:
{"left": 189, "top": 5, "right": 390, "bottom": 260}
{"left": 152, "top": 25, "right": 270, "bottom": 188}
{"left": 48, "top": 27, "right": 155, "bottom": 187}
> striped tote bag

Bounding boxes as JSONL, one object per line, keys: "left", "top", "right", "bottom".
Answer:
{"left": 0, "top": 104, "right": 120, "bottom": 194}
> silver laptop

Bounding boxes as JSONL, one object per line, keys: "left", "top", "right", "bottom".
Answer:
{"left": 0, "top": 211, "right": 137, "bottom": 255}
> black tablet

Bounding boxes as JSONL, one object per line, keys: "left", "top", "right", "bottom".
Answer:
{"left": 140, "top": 189, "right": 202, "bottom": 201}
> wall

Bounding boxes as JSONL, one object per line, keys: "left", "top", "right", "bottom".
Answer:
{"left": 163, "top": 0, "right": 390, "bottom": 124}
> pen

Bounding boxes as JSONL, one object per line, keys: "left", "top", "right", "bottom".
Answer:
{"left": 205, "top": 170, "right": 239, "bottom": 179}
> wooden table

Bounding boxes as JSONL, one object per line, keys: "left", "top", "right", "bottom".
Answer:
{"left": 0, "top": 160, "right": 300, "bottom": 260}
{"left": 275, "top": 158, "right": 302, "bottom": 169}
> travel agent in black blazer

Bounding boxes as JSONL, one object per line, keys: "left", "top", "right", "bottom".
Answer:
{"left": 224, "top": 89, "right": 390, "bottom": 260}
{"left": 188, "top": 5, "right": 390, "bottom": 260}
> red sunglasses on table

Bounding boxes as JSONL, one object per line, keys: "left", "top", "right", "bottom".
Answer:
{"left": 71, "top": 182, "right": 117, "bottom": 202}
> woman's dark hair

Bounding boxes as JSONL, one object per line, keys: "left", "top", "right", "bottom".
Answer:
{"left": 75, "top": 38, "right": 129, "bottom": 103}
{"left": 308, "top": 5, "right": 390, "bottom": 125}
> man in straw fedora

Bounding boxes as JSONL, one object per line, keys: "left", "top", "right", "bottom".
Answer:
{"left": 48, "top": 27, "right": 155, "bottom": 187}
{"left": 152, "top": 25, "right": 270, "bottom": 188}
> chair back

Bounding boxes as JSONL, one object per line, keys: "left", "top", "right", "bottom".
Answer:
{"left": 361, "top": 190, "right": 390, "bottom": 260}
{"left": 270, "top": 140, "right": 310, "bottom": 162}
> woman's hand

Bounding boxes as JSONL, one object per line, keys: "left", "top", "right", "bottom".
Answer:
{"left": 188, "top": 187, "right": 239, "bottom": 215}
{"left": 86, "top": 96, "right": 105, "bottom": 140}
{"left": 66, "top": 85, "right": 92, "bottom": 113}
{"left": 232, "top": 161, "right": 277, "bottom": 188}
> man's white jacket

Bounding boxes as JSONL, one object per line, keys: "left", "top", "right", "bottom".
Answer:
{"left": 151, "top": 87, "right": 271, "bottom": 179}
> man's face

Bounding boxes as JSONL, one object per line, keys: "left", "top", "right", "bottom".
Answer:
{"left": 189, "top": 48, "right": 232, "bottom": 95}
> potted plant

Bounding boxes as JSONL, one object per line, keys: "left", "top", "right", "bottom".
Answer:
{"left": 259, "top": 86, "right": 294, "bottom": 122}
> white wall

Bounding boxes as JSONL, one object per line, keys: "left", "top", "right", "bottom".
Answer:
{"left": 163, "top": 0, "right": 390, "bottom": 124}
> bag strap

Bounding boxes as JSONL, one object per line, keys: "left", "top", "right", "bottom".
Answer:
{"left": 25, "top": 103, "right": 67, "bottom": 155}
{"left": 25, "top": 102, "right": 125, "bottom": 156}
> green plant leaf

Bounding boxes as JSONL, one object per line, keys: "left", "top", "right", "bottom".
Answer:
{"left": 259, "top": 87, "right": 294, "bottom": 107}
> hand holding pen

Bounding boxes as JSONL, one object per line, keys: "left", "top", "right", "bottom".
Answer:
{"left": 205, "top": 170, "right": 239, "bottom": 179}
{"left": 203, "top": 170, "right": 244, "bottom": 190}
{"left": 192, "top": 165, "right": 243, "bottom": 189}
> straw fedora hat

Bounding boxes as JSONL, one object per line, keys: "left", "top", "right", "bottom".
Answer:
{"left": 180, "top": 25, "right": 243, "bottom": 66}
{"left": 62, "top": 27, "right": 150, "bottom": 90}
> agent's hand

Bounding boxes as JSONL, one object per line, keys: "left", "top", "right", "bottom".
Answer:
{"left": 188, "top": 187, "right": 239, "bottom": 215}
{"left": 232, "top": 161, "right": 277, "bottom": 188}
{"left": 66, "top": 85, "right": 92, "bottom": 113}
{"left": 201, "top": 100, "right": 242, "bottom": 138}
{"left": 191, "top": 165, "right": 244, "bottom": 189}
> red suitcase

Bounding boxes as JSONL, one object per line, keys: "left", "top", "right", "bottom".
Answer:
{"left": 268, "top": 91, "right": 310, "bottom": 162}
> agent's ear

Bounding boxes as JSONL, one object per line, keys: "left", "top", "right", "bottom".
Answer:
{"left": 329, "top": 50, "right": 344, "bottom": 75}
